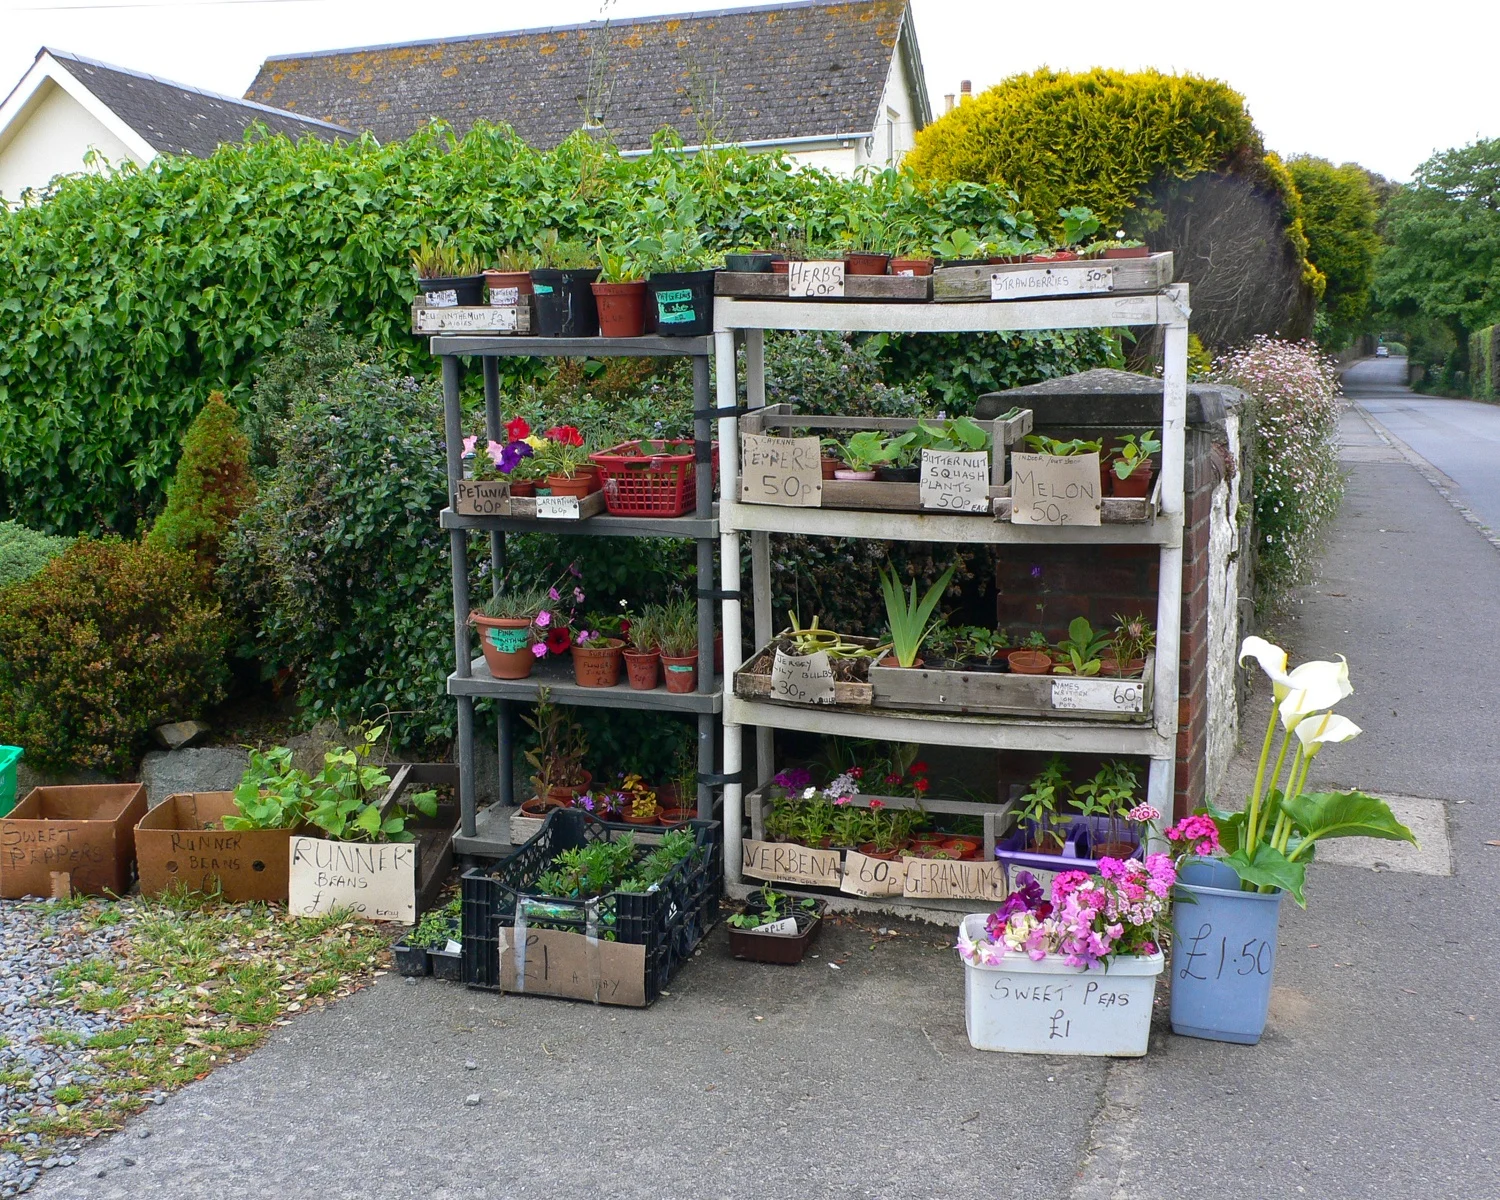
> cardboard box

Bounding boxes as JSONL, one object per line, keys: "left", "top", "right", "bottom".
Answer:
{"left": 135, "top": 792, "right": 297, "bottom": 903}
{"left": 0, "top": 783, "right": 147, "bottom": 898}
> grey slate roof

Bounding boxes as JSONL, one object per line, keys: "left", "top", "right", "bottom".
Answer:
{"left": 46, "top": 49, "right": 352, "bottom": 157}
{"left": 977, "top": 370, "right": 1245, "bottom": 427}
{"left": 246, "top": 0, "right": 913, "bottom": 149}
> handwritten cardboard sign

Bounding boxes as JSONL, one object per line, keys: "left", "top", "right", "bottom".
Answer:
{"left": 498, "top": 925, "right": 648, "bottom": 1007}
{"left": 919, "top": 449, "right": 990, "bottom": 513}
{"left": 488, "top": 286, "right": 520, "bottom": 307}
{"left": 288, "top": 837, "right": 416, "bottom": 923}
{"left": 135, "top": 792, "right": 294, "bottom": 903}
{"left": 454, "top": 478, "right": 512, "bottom": 516}
{"left": 902, "top": 857, "right": 1007, "bottom": 902}
{"left": 741, "top": 839, "right": 843, "bottom": 888}
{"left": 787, "top": 260, "right": 845, "bottom": 299}
{"left": 740, "top": 434, "right": 823, "bottom": 507}
{"left": 415, "top": 306, "right": 519, "bottom": 333}
{"left": 1009, "top": 452, "right": 1102, "bottom": 526}
{"left": 535, "top": 493, "right": 581, "bottom": 519}
{"left": 839, "top": 850, "right": 908, "bottom": 897}
{"left": 769, "top": 649, "right": 836, "bottom": 705}
{"left": 423, "top": 287, "right": 458, "bottom": 308}
{"left": 0, "top": 784, "right": 145, "bottom": 899}
{"left": 989, "top": 264, "right": 1114, "bottom": 301}
{"left": 1051, "top": 677, "right": 1146, "bottom": 714}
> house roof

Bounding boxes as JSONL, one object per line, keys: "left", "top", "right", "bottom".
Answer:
{"left": 246, "top": 0, "right": 920, "bottom": 150}
{"left": 38, "top": 49, "right": 352, "bottom": 157}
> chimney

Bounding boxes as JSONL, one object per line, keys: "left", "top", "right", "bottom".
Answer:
{"left": 960, "top": 79, "right": 972, "bottom": 103}
{"left": 944, "top": 93, "right": 954, "bottom": 114}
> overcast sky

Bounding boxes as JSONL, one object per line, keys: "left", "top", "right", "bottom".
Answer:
{"left": 1, "top": 0, "right": 1488, "bottom": 181}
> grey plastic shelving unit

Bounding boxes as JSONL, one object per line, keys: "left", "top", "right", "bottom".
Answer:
{"left": 432, "top": 334, "right": 721, "bottom": 857}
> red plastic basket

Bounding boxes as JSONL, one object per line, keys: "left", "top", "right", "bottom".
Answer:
{"left": 589, "top": 440, "right": 712, "bottom": 517}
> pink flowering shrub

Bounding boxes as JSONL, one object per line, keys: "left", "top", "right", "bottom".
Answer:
{"left": 959, "top": 856, "right": 1176, "bottom": 970}
{"left": 1212, "top": 336, "right": 1342, "bottom": 603}
{"left": 1165, "top": 814, "right": 1221, "bottom": 857}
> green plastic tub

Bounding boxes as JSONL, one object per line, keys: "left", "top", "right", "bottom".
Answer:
{"left": 0, "top": 745, "right": 21, "bottom": 817}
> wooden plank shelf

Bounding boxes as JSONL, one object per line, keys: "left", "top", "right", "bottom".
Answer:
{"left": 715, "top": 271, "right": 932, "bottom": 302}
{"left": 430, "top": 334, "right": 713, "bottom": 358}
{"left": 440, "top": 507, "right": 718, "bottom": 539}
{"left": 449, "top": 655, "right": 723, "bottom": 714}
{"left": 932, "top": 252, "right": 1174, "bottom": 303}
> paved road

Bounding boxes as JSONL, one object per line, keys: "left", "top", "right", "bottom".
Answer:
{"left": 1343, "top": 356, "right": 1500, "bottom": 535}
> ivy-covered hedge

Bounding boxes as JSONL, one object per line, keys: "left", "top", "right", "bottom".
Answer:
{"left": 0, "top": 124, "right": 1039, "bottom": 536}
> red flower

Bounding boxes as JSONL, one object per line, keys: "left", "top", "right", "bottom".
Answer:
{"left": 884, "top": 773, "right": 902, "bottom": 786}
{"left": 869, "top": 799, "right": 886, "bottom": 809}
{"left": 848, "top": 766, "right": 863, "bottom": 779}
{"left": 545, "top": 424, "right": 584, "bottom": 447}
{"left": 910, "top": 761, "right": 929, "bottom": 774}
{"left": 506, "top": 416, "right": 531, "bottom": 441}
{"left": 913, "top": 777, "right": 930, "bottom": 793}
{"left": 545, "top": 627, "right": 572, "bottom": 655}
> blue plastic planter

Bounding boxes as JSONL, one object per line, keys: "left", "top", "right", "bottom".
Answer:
{"left": 1169, "top": 857, "right": 1285, "bottom": 1044}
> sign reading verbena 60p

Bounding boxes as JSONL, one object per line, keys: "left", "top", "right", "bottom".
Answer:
{"left": 740, "top": 434, "right": 823, "bottom": 506}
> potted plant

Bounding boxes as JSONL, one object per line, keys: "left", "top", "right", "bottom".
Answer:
{"left": 889, "top": 224, "right": 936, "bottom": 277}
{"left": 644, "top": 196, "right": 717, "bottom": 336}
{"left": 591, "top": 238, "right": 649, "bottom": 339}
{"left": 530, "top": 231, "right": 600, "bottom": 337}
{"left": 470, "top": 584, "right": 552, "bottom": 680}
{"left": 724, "top": 248, "right": 774, "bottom": 273}
{"left": 1073, "top": 761, "right": 1144, "bottom": 860}
{"left": 728, "top": 888, "right": 825, "bottom": 964}
{"left": 1016, "top": 755, "right": 1070, "bottom": 853}
{"left": 1052, "top": 616, "right": 1110, "bottom": 677}
{"left": 571, "top": 611, "right": 627, "bottom": 688}
{"left": 484, "top": 246, "right": 537, "bottom": 306}
{"left": 618, "top": 773, "right": 660, "bottom": 826}
{"left": 871, "top": 428, "right": 926, "bottom": 483}
{"left": 840, "top": 212, "right": 892, "bottom": 276}
{"left": 931, "top": 228, "right": 991, "bottom": 268}
{"left": 1102, "top": 612, "right": 1154, "bottom": 678}
{"left": 1007, "top": 630, "right": 1053, "bottom": 675}
{"left": 1028, "top": 206, "right": 1100, "bottom": 263}
{"left": 657, "top": 741, "right": 698, "bottom": 824}
{"left": 535, "top": 425, "right": 595, "bottom": 497}
{"left": 1081, "top": 231, "right": 1150, "bottom": 260}
{"left": 878, "top": 561, "right": 955, "bottom": 669}
{"left": 396, "top": 896, "right": 462, "bottom": 980}
{"left": 657, "top": 597, "right": 700, "bottom": 693}
{"left": 957, "top": 626, "right": 1009, "bottom": 671}
{"left": 411, "top": 238, "right": 484, "bottom": 307}
{"left": 1166, "top": 638, "right": 1416, "bottom": 1044}
{"left": 622, "top": 604, "right": 662, "bottom": 690}
{"left": 956, "top": 860, "right": 1172, "bottom": 1055}
{"left": 1109, "top": 430, "right": 1161, "bottom": 498}
{"left": 522, "top": 692, "right": 591, "bottom": 814}
{"left": 826, "top": 431, "right": 886, "bottom": 481}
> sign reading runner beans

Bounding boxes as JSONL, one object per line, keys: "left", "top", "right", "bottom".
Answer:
{"left": 656, "top": 288, "right": 697, "bottom": 325}
{"left": 288, "top": 837, "right": 416, "bottom": 922}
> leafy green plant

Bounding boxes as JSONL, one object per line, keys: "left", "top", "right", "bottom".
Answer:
{"left": 1111, "top": 430, "right": 1161, "bottom": 480}
{"left": 411, "top": 238, "right": 481, "bottom": 278}
{"left": 595, "top": 235, "right": 650, "bottom": 284}
{"left": 1024, "top": 434, "right": 1104, "bottom": 457}
{"left": 1053, "top": 616, "right": 1111, "bottom": 676}
{"left": 728, "top": 887, "right": 819, "bottom": 928}
{"left": 1109, "top": 612, "right": 1156, "bottom": 672}
{"left": 1056, "top": 205, "right": 1102, "bottom": 248}
{"left": 627, "top": 604, "right": 661, "bottom": 653}
{"left": 620, "top": 828, "right": 697, "bottom": 892}
{"left": 931, "top": 229, "right": 990, "bottom": 261}
{"left": 834, "top": 430, "right": 891, "bottom": 473}
{"left": 492, "top": 245, "right": 538, "bottom": 273}
{"left": 524, "top": 692, "right": 589, "bottom": 797}
{"left": 0, "top": 521, "right": 72, "bottom": 590}
{"left": 957, "top": 626, "right": 1008, "bottom": 665}
{"left": 655, "top": 597, "right": 699, "bottom": 658}
{"left": 1023, "top": 630, "right": 1051, "bottom": 652}
{"left": 1018, "top": 756, "right": 1071, "bottom": 848}
{"left": 878, "top": 561, "right": 957, "bottom": 668}
{"left": 534, "top": 438, "right": 590, "bottom": 479}
{"left": 225, "top": 746, "right": 309, "bottom": 830}
{"left": 534, "top": 836, "right": 639, "bottom": 899}
{"left": 0, "top": 538, "right": 230, "bottom": 773}
{"left": 147, "top": 392, "right": 255, "bottom": 574}
{"left": 408, "top": 897, "right": 461, "bottom": 949}
{"left": 532, "top": 230, "right": 595, "bottom": 270}
{"left": 919, "top": 415, "right": 993, "bottom": 453}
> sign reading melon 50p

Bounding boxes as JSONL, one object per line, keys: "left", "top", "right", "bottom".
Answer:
{"left": 740, "top": 434, "right": 822, "bottom": 506}
{"left": 1009, "top": 452, "right": 1102, "bottom": 526}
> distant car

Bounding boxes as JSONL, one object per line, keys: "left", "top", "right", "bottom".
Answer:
{"left": 1375, "top": 346, "right": 1390, "bottom": 357}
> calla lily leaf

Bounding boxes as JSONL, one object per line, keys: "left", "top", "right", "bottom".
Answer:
{"left": 1224, "top": 844, "right": 1307, "bottom": 906}
{"left": 1282, "top": 790, "right": 1417, "bottom": 852}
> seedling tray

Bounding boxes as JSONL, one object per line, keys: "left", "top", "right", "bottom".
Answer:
{"left": 728, "top": 902, "right": 825, "bottom": 964}
{"left": 868, "top": 655, "right": 1153, "bottom": 721}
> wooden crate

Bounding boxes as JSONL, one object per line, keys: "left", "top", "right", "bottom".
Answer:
{"left": 868, "top": 655, "right": 1153, "bottom": 722}
{"left": 715, "top": 272, "right": 931, "bottom": 302}
{"left": 732, "top": 632, "right": 879, "bottom": 707}
{"left": 412, "top": 301, "right": 533, "bottom": 335}
{"left": 509, "top": 490, "right": 606, "bottom": 520}
{"left": 932, "top": 252, "right": 1174, "bottom": 303}
{"left": 991, "top": 471, "right": 1160, "bottom": 523}
{"left": 740, "top": 404, "right": 1032, "bottom": 512}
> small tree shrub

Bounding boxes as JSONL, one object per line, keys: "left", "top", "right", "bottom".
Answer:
{"left": 1211, "top": 336, "right": 1343, "bottom": 605}
{"left": 0, "top": 539, "right": 231, "bottom": 773}
{"left": 0, "top": 521, "right": 73, "bottom": 589}
{"left": 148, "top": 392, "right": 255, "bottom": 571}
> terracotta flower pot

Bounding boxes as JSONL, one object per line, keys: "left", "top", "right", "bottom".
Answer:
{"left": 857, "top": 842, "right": 905, "bottom": 861}
{"left": 942, "top": 837, "right": 981, "bottom": 860}
{"left": 661, "top": 651, "right": 699, "bottom": 693}
{"left": 1029, "top": 251, "right": 1079, "bottom": 262}
{"left": 889, "top": 257, "right": 934, "bottom": 277}
{"left": 844, "top": 253, "right": 890, "bottom": 276}
{"left": 820, "top": 456, "right": 842, "bottom": 480}
{"left": 1093, "top": 841, "right": 1139, "bottom": 860}
{"left": 510, "top": 479, "right": 537, "bottom": 497}
{"left": 1007, "top": 649, "right": 1053, "bottom": 676}
{"left": 771, "top": 260, "right": 791, "bottom": 275}
{"left": 472, "top": 614, "right": 535, "bottom": 679}
{"left": 622, "top": 648, "right": 661, "bottom": 690}
{"left": 620, "top": 808, "right": 660, "bottom": 826}
{"left": 591, "top": 280, "right": 647, "bottom": 338}
{"left": 1103, "top": 246, "right": 1150, "bottom": 259}
{"left": 658, "top": 806, "right": 696, "bottom": 826}
{"left": 483, "top": 270, "right": 534, "bottom": 304}
{"left": 519, "top": 796, "right": 563, "bottom": 818}
{"left": 571, "top": 638, "right": 624, "bottom": 687}
{"left": 547, "top": 770, "right": 591, "bottom": 808}
{"left": 546, "top": 474, "right": 594, "bottom": 498}
{"left": 1110, "top": 465, "right": 1155, "bottom": 498}
{"left": 1099, "top": 654, "right": 1147, "bottom": 678}
{"left": 833, "top": 469, "right": 877, "bottom": 481}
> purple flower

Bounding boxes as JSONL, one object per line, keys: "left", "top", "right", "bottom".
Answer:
{"left": 535, "top": 610, "right": 551, "bottom": 628}
{"left": 498, "top": 441, "right": 532, "bottom": 474}
{"left": 568, "top": 562, "right": 582, "bottom": 578}
{"left": 1030, "top": 564, "right": 1043, "bottom": 579}
{"left": 548, "top": 588, "right": 560, "bottom": 602}
{"left": 530, "top": 643, "right": 547, "bottom": 658}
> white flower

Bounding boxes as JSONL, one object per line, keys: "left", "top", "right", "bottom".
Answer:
{"left": 1294, "top": 712, "right": 1361, "bottom": 755}
{"left": 1239, "top": 636, "right": 1291, "bottom": 693}
{"left": 1278, "top": 657, "right": 1353, "bottom": 729}
{"left": 801, "top": 787, "right": 817, "bottom": 800}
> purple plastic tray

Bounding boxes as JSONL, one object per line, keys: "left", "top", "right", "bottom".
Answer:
{"left": 995, "top": 815, "right": 1144, "bottom": 876}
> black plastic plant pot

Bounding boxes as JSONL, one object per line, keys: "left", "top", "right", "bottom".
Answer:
{"left": 430, "top": 947, "right": 464, "bottom": 982}
{"left": 415, "top": 274, "right": 485, "bottom": 307}
{"left": 531, "top": 268, "right": 601, "bottom": 337}
{"left": 874, "top": 464, "right": 921, "bottom": 483}
{"left": 648, "top": 270, "right": 716, "bottom": 337}
{"left": 728, "top": 909, "right": 822, "bottom": 965}
{"left": 393, "top": 942, "right": 432, "bottom": 977}
{"left": 725, "top": 253, "right": 773, "bottom": 273}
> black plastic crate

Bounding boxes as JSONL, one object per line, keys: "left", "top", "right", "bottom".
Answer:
{"left": 461, "top": 808, "right": 721, "bottom": 1006}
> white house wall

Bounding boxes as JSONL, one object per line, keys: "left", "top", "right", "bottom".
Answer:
{"left": 0, "top": 79, "right": 140, "bottom": 203}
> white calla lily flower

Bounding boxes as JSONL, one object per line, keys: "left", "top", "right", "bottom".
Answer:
{"left": 1294, "top": 712, "right": 1362, "bottom": 755}
{"left": 1278, "top": 656, "right": 1353, "bottom": 729}
{"left": 1239, "top": 636, "right": 1292, "bottom": 697}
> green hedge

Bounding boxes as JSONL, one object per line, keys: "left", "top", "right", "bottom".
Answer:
{"left": 0, "top": 124, "right": 1039, "bottom": 536}
{"left": 0, "top": 521, "right": 73, "bottom": 590}
{"left": 1470, "top": 326, "right": 1498, "bottom": 400}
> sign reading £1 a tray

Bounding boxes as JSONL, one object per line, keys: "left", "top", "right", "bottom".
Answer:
{"left": 740, "top": 434, "right": 822, "bottom": 507}
{"left": 919, "top": 449, "right": 990, "bottom": 513}
{"left": 769, "top": 649, "right": 836, "bottom": 705}
{"left": 1009, "top": 452, "right": 1102, "bottom": 526}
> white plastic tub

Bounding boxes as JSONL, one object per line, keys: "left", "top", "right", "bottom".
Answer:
{"left": 959, "top": 914, "right": 1163, "bottom": 1056}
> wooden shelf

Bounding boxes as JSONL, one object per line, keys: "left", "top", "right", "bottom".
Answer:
{"left": 430, "top": 335, "right": 712, "bottom": 358}
{"left": 441, "top": 507, "right": 718, "bottom": 539}
{"left": 450, "top": 655, "right": 723, "bottom": 714}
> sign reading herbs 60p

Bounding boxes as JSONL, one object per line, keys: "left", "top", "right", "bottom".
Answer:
{"left": 787, "top": 261, "right": 845, "bottom": 299}
{"left": 740, "top": 434, "right": 822, "bottom": 507}
{"left": 1009, "top": 452, "right": 1102, "bottom": 526}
